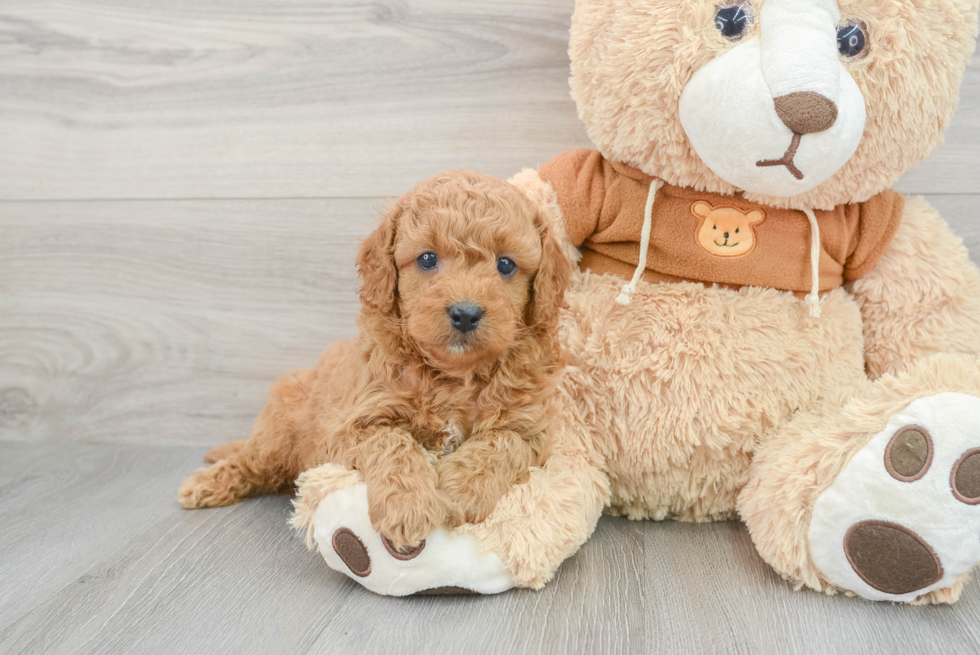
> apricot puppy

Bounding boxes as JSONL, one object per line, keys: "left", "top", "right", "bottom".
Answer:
{"left": 178, "top": 170, "right": 573, "bottom": 550}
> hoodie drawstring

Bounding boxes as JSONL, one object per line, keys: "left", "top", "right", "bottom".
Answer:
{"left": 616, "top": 178, "right": 664, "bottom": 306}
{"left": 802, "top": 207, "right": 822, "bottom": 318}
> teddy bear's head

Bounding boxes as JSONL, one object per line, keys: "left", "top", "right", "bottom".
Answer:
{"left": 568, "top": 0, "right": 978, "bottom": 210}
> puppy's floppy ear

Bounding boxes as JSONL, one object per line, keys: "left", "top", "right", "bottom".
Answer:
{"left": 527, "top": 204, "right": 574, "bottom": 332}
{"left": 356, "top": 199, "right": 403, "bottom": 317}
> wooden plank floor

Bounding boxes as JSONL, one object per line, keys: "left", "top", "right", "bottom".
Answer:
{"left": 1, "top": 1, "right": 979, "bottom": 653}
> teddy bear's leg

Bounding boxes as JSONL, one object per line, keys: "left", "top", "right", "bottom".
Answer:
{"left": 848, "top": 197, "right": 980, "bottom": 379}
{"left": 291, "top": 411, "right": 610, "bottom": 596}
{"left": 739, "top": 353, "right": 980, "bottom": 604}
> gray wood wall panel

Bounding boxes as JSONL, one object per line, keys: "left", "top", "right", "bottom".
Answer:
{"left": 1, "top": 199, "right": 368, "bottom": 444}
{"left": 0, "top": 0, "right": 589, "bottom": 201}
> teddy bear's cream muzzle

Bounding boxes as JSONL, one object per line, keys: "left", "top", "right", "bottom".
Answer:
{"left": 679, "top": 0, "right": 867, "bottom": 199}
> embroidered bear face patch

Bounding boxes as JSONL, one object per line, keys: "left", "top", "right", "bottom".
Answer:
{"left": 691, "top": 201, "right": 766, "bottom": 258}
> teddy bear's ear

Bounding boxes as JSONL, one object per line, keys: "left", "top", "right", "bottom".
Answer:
{"left": 692, "top": 201, "right": 713, "bottom": 218}
{"left": 747, "top": 210, "right": 765, "bottom": 225}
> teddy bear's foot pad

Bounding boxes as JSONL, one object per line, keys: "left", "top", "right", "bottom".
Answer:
{"left": 810, "top": 393, "right": 980, "bottom": 602}
{"left": 312, "top": 484, "right": 514, "bottom": 597}
{"left": 843, "top": 521, "right": 943, "bottom": 595}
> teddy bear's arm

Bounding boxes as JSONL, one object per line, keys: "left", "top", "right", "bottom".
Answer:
{"left": 436, "top": 428, "right": 549, "bottom": 527}
{"left": 848, "top": 197, "right": 980, "bottom": 379}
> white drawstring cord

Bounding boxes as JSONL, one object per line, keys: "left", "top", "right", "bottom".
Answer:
{"left": 802, "top": 207, "right": 822, "bottom": 318}
{"left": 616, "top": 178, "right": 664, "bottom": 306}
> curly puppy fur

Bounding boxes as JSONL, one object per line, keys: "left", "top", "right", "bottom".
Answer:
{"left": 178, "top": 170, "right": 573, "bottom": 550}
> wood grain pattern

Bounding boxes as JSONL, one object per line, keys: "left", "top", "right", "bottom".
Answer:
{"left": 0, "top": 494, "right": 353, "bottom": 655}
{"left": 0, "top": 444, "right": 208, "bottom": 628}
{"left": 0, "top": 199, "right": 370, "bottom": 444}
{"left": 645, "top": 521, "right": 980, "bottom": 654}
{"left": 0, "top": 1, "right": 974, "bottom": 201}
{"left": 1, "top": 442, "right": 978, "bottom": 655}
{"left": 0, "top": 0, "right": 588, "bottom": 201}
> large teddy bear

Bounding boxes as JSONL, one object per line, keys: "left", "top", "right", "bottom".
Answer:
{"left": 293, "top": 0, "right": 980, "bottom": 603}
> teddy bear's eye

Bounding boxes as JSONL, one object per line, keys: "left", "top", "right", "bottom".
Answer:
{"left": 714, "top": 3, "right": 753, "bottom": 42}
{"left": 735, "top": 228, "right": 740, "bottom": 234}
{"left": 837, "top": 20, "right": 870, "bottom": 62}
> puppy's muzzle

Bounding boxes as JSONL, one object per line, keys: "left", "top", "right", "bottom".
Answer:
{"left": 449, "top": 303, "right": 483, "bottom": 333}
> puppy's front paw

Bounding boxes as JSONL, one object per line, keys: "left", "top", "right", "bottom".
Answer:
{"left": 368, "top": 479, "right": 448, "bottom": 551}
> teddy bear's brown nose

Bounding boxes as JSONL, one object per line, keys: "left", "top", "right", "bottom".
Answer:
{"left": 774, "top": 92, "right": 838, "bottom": 135}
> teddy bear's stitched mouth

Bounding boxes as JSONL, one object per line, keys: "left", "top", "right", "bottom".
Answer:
{"left": 714, "top": 240, "right": 741, "bottom": 248}
{"left": 756, "top": 133, "right": 805, "bottom": 180}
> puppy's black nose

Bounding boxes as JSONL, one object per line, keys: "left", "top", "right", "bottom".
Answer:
{"left": 449, "top": 303, "right": 483, "bottom": 333}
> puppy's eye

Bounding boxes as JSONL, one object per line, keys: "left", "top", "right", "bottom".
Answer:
{"left": 497, "top": 257, "right": 517, "bottom": 277}
{"left": 417, "top": 252, "right": 438, "bottom": 271}
{"left": 838, "top": 20, "right": 869, "bottom": 62}
{"left": 714, "top": 3, "right": 753, "bottom": 42}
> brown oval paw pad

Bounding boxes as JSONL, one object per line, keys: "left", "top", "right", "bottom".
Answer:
{"left": 844, "top": 520, "right": 943, "bottom": 595}
{"left": 884, "top": 425, "right": 933, "bottom": 482}
{"left": 332, "top": 528, "right": 372, "bottom": 577}
{"left": 381, "top": 535, "right": 425, "bottom": 561}
{"left": 951, "top": 448, "right": 980, "bottom": 505}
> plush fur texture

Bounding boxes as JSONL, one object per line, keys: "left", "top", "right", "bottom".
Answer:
{"left": 179, "top": 170, "right": 573, "bottom": 551}
{"left": 559, "top": 274, "right": 866, "bottom": 523}
{"left": 569, "top": 0, "right": 980, "bottom": 210}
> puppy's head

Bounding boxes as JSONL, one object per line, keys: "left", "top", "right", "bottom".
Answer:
{"left": 357, "top": 169, "right": 572, "bottom": 374}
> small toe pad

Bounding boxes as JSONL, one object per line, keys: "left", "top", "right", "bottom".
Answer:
{"left": 884, "top": 425, "right": 933, "bottom": 482}
{"left": 951, "top": 448, "right": 980, "bottom": 504}
{"left": 382, "top": 535, "right": 426, "bottom": 561}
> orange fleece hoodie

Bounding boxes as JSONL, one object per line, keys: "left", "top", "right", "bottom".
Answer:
{"left": 539, "top": 149, "right": 904, "bottom": 295}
